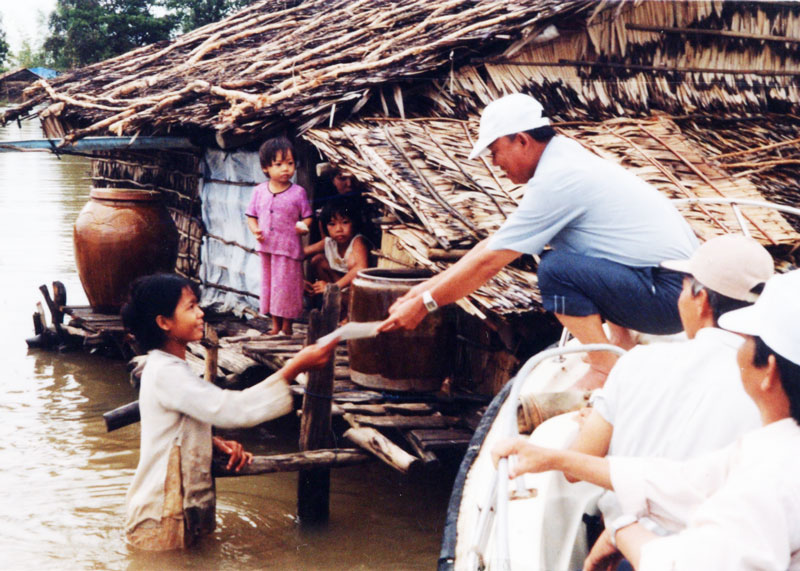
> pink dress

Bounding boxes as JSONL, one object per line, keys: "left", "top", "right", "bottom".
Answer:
{"left": 246, "top": 182, "right": 311, "bottom": 318}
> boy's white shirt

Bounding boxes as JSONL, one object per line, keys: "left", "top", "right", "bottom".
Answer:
{"left": 125, "top": 349, "right": 292, "bottom": 532}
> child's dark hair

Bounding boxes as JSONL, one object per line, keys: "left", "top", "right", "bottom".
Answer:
{"left": 258, "top": 137, "right": 295, "bottom": 169}
{"left": 320, "top": 197, "right": 362, "bottom": 236}
{"left": 121, "top": 273, "right": 200, "bottom": 352}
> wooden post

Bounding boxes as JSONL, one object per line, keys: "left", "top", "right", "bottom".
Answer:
{"left": 297, "top": 284, "right": 340, "bottom": 525}
{"left": 203, "top": 325, "right": 219, "bottom": 384}
{"left": 51, "top": 281, "right": 66, "bottom": 324}
{"left": 39, "top": 284, "right": 65, "bottom": 340}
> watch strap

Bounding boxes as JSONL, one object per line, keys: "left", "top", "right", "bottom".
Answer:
{"left": 422, "top": 290, "right": 438, "bottom": 312}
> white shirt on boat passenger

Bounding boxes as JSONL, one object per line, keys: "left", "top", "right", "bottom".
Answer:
{"left": 590, "top": 327, "right": 762, "bottom": 532}
{"left": 486, "top": 135, "right": 698, "bottom": 265}
{"left": 609, "top": 418, "right": 800, "bottom": 570}
{"left": 125, "top": 349, "right": 292, "bottom": 536}
{"left": 593, "top": 327, "right": 761, "bottom": 459}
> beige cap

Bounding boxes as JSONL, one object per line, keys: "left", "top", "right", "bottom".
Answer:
{"left": 661, "top": 234, "right": 774, "bottom": 302}
{"left": 719, "top": 270, "right": 800, "bottom": 366}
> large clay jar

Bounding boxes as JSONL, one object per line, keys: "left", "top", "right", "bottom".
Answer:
{"left": 348, "top": 268, "right": 453, "bottom": 392}
{"left": 73, "top": 188, "right": 179, "bottom": 313}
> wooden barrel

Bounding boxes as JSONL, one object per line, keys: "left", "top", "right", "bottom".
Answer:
{"left": 73, "top": 188, "right": 179, "bottom": 313}
{"left": 348, "top": 268, "right": 452, "bottom": 392}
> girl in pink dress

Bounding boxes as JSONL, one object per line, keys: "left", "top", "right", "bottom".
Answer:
{"left": 246, "top": 138, "right": 312, "bottom": 335}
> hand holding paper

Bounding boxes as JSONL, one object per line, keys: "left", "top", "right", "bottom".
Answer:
{"left": 317, "top": 321, "right": 382, "bottom": 346}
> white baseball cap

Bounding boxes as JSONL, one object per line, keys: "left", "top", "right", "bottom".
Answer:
{"left": 718, "top": 269, "right": 800, "bottom": 366}
{"left": 468, "top": 93, "right": 550, "bottom": 160}
{"left": 661, "top": 234, "right": 774, "bottom": 302}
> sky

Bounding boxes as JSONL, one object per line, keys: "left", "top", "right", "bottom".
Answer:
{"left": 0, "top": 0, "right": 56, "bottom": 54}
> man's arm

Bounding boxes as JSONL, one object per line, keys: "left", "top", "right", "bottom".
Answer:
{"left": 379, "top": 241, "right": 520, "bottom": 331}
{"left": 612, "top": 522, "right": 658, "bottom": 570}
{"left": 566, "top": 409, "right": 613, "bottom": 482}
{"left": 492, "top": 437, "right": 613, "bottom": 490}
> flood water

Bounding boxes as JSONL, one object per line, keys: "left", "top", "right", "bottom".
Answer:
{"left": 0, "top": 118, "right": 453, "bottom": 569}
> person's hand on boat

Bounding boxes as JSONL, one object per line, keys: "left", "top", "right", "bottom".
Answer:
{"left": 582, "top": 529, "right": 622, "bottom": 571}
{"left": 281, "top": 336, "right": 339, "bottom": 380}
{"left": 213, "top": 436, "right": 253, "bottom": 472}
{"left": 491, "top": 436, "right": 555, "bottom": 478}
{"left": 378, "top": 295, "right": 426, "bottom": 332}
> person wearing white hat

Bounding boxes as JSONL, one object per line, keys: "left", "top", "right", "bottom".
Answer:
{"left": 493, "top": 269, "right": 800, "bottom": 570}
{"left": 570, "top": 234, "right": 771, "bottom": 565}
{"left": 380, "top": 93, "right": 698, "bottom": 388}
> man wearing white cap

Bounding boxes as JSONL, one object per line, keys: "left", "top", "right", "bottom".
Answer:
{"left": 493, "top": 269, "right": 800, "bottom": 570}
{"left": 381, "top": 93, "right": 698, "bottom": 388}
{"left": 569, "top": 234, "right": 770, "bottom": 565}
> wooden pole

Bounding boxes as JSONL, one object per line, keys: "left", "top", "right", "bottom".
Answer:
{"left": 297, "top": 284, "right": 340, "bottom": 525}
{"left": 103, "top": 400, "right": 140, "bottom": 432}
{"left": 39, "top": 284, "right": 65, "bottom": 341}
{"left": 214, "top": 448, "right": 369, "bottom": 477}
{"left": 202, "top": 325, "right": 219, "bottom": 384}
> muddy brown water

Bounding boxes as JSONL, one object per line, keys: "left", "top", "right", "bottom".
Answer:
{"left": 0, "top": 118, "right": 454, "bottom": 569}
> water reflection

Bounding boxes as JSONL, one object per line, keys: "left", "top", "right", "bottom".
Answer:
{"left": 0, "top": 118, "right": 452, "bottom": 569}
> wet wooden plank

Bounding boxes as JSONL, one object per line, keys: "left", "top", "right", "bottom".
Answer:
{"left": 349, "top": 413, "right": 457, "bottom": 429}
{"left": 384, "top": 403, "right": 435, "bottom": 415}
{"left": 404, "top": 431, "right": 440, "bottom": 466}
{"left": 407, "top": 428, "right": 473, "bottom": 450}
{"left": 187, "top": 341, "right": 259, "bottom": 375}
{"left": 344, "top": 426, "right": 420, "bottom": 475}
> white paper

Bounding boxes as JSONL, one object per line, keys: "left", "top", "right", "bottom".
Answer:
{"left": 317, "top": 321, "right": 382, "bottom": 345}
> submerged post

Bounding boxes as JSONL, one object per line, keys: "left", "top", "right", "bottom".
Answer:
{"left": 297, "top": 284, "right": 340, "bottom": 525}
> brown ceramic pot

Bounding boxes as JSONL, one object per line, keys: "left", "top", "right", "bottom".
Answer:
{"left": 348, "top": 268, "right": 453, "bottom": 392}
{"left": 73, "top": 188, "right": 179, "bottom": 313}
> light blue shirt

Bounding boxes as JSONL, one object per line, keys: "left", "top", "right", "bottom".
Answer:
{"left": 487, "top": 136, "right": 698, "bottom": 267}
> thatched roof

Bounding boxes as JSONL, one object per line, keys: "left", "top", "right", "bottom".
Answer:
{"left": 8, "top": 0, "right": 800, "bottom": 318}
{"left": 3, "top": 0, "right": 599, "bottom": 146}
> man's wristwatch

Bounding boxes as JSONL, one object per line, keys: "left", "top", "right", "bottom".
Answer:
{"left": 608, "top": 514, "right": 638, "bottom": 548}
{"left": 422, "top": 291, "right": 439, "bottom": 313}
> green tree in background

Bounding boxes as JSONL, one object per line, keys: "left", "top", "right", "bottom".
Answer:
{"left": 12, "top": 38, "right": 48, "bottom": 70}
{"left": 166, "top": 0, "right": 251, "bottom": 34}
{"left": 44, "top": 0, "right": 173, "bottom": 70}
{"left": 0, "top": 17, "right": 10, "bottom": 71}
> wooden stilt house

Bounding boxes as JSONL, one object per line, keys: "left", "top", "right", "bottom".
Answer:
{"left": 6, "top": 0, "right": 800, "bottom": 395}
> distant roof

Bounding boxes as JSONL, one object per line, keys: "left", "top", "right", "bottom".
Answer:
{"left": 29, "top": 68, "right": 59, "bottom": 80}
